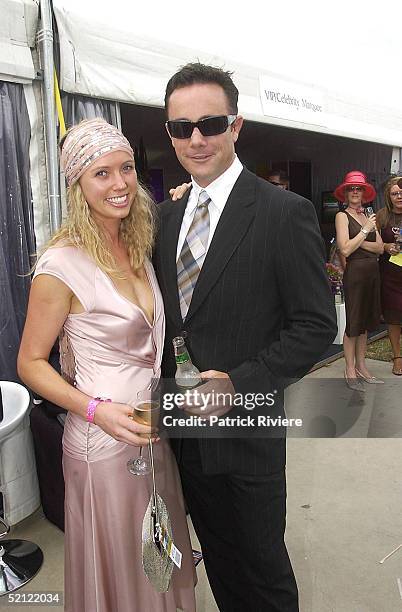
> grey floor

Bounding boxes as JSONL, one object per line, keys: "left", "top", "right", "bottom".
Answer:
{"left": 2, "top": 357, "right": 402, "bottom": 611}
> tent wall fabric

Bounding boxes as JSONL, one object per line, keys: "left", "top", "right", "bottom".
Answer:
{"left": 0, "top": 81, "right": 36, "bottom": 382}
{"left": 61, "top": 92, "right": 120, "bottom": 129}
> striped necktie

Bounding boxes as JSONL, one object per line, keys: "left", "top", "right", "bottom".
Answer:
{"left": 177, "top": 189, "right": 211, "bottom": 320}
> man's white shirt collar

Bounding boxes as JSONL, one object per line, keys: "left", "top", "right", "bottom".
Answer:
{"left": 187, "top": 156, "right": 243, "bottom": 214}
{"left": 176, "top": 156, "right": 243, "bottom": 261}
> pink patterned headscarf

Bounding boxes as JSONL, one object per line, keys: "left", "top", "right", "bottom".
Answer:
{"left": 60, "top": 118, "right": 134, "bottom": 187}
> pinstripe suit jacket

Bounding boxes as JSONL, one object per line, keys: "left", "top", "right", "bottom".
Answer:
{"left": 154, "top": 168, "right": 337, "bottom": 475}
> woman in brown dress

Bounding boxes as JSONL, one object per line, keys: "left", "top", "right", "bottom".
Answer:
{"left": 376, "top": 176, "right": 402, "bottom": 375}
{"left": 334, "top": 171, "right": 384, "bottom": 390}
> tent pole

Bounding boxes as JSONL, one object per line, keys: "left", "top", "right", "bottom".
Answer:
{"left": 391, "top": 147, "right": 401, "bottom": 175}
{"left": 37, "top": 0, "right": 61, "bottom": 233}
{"left": 115, "top": 102, "right": 122, "bottom": 131}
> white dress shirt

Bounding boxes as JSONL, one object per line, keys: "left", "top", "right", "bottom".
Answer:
{"left": 176, "top": 156, "right": 244, "bottom": 261}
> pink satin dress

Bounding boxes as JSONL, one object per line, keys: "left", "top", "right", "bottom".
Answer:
{"left": 34, "top": 246, "right": 196, "bottom": 612}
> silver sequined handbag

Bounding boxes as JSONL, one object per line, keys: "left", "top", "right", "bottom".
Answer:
{"left": 141, "top": 441, "right": 174, "bottom": 592}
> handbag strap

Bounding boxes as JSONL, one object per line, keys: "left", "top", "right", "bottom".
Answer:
{"left": 149, "top": 440, "right": 161, "bottom": 544}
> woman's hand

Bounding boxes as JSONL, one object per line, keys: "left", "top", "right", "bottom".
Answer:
{"left": 362, "top": 213, "right": 377, "bottom": 233}
{"left": 169, "top": 182, "right": 191, "bottom": 201}
{"left": 385, "top": 242, "right": 399, "bottom": 256}
{"left": 94, "top": 401, "right": 158, "bottom": 447}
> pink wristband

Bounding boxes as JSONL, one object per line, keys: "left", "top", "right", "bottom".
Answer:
{"left": 86, "top": 397, "right": 111, "bottom": 423}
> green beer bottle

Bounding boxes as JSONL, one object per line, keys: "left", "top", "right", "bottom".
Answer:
{"left": 172, "top": 336, "right": 202, "bottom": 389}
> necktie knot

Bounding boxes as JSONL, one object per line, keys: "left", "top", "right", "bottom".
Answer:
{"left": 198, "top": 190, "right": 210, "bottom": 208}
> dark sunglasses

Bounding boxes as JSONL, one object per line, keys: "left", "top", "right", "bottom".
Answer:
{"left": 165, "top": 114, "right": 237, "bottom": 139}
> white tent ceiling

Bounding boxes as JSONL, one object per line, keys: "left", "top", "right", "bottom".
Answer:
{"left": 53, "top": 0, "right": 402, "bottom": 146}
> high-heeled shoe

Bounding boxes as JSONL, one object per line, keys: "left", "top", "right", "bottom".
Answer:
{"left": 391, "top": 357, "right": 402, "bottom": 376}
{"left": 355, "top": 369, "right": 384, "bottom": 384}
{"left": 344, "top": 371, "right": 365, "bottom": 392}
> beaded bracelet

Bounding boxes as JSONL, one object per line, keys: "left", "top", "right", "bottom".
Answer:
{"left": 86, "top": 397, "right": 111, "bottom": 423}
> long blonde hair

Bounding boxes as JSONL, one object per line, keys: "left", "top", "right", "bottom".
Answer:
{"left": 46, "top": 179, "right": 156, "bottom": 277}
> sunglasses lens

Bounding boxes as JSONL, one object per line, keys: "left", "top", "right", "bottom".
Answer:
{"left": 167, "top": 116, "right": 232, "bottom": 139}
{"left": 166, "top": 121, "right": 193, "bottom": 139}
{"left": 199, "top": 116, "right": 229, "bottom": 136}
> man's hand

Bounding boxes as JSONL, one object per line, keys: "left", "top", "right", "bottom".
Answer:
{"left": 182, "top": 370, "right": 235, "bottom": 419}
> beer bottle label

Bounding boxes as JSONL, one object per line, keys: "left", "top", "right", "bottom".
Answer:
{"left": 175, "top": 353, "right": 190, "bottom": 364}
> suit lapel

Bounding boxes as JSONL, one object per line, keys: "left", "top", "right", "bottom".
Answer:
{"left": 159, "top": 192, "right": 190, "bottom": 327}
{"left": 185, "top": 168, "right": 256, "bottom": 323}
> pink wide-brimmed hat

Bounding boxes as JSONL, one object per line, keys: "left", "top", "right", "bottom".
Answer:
{"left": 333, "top": 170, "right": 376, "bottom": 204}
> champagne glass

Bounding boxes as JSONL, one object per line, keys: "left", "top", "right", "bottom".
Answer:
{"left": 391, "top": 226, "right": 402, "bottom": 253}
{"left": 126, "top": 388, "right": 160, "bottom": 476}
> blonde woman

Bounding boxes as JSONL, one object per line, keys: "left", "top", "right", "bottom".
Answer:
{"left": 18, "top": 119, "right": 196, "bottom": 612}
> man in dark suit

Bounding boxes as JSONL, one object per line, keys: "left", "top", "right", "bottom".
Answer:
{"left": 154, "top": 62, "right": 337, "bottom": 612}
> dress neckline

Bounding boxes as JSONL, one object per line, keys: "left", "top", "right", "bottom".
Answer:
{"left": 344, "top": 209, "right": 364, "bottom": 229}
{"left": 100, "top": 260, "right": 156, "bottom": 328}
